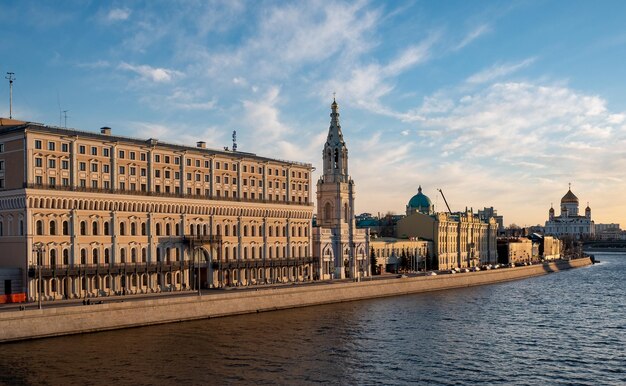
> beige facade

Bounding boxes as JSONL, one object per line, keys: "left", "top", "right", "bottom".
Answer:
{"left": 497, "top": 238, "right": 533, "bottom": 265}
{"left": 0, "top": 120, "right": 315, "bottom": 301}
{"left": 397, "top": 210, "right": 498, "bottom": 271}
{"left": 542, "top": 236, "right": 562, "bottom": 260}
{"left": 370, "top": 238, "right": 431, "bottom": 273}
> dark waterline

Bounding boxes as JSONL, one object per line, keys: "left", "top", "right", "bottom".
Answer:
{"left": 1, "top": 254, "right": 625, "bottom": 385}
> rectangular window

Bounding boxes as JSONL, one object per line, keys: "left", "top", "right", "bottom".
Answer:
{"left": 0, "top": 143, "right": 5, "bottom": 153}
{"left": 155, "top": 170, "right": 161, "bottom": 178}
{"left": 35, "top": 158, "right": 43, "bottom": 167}
{"left": 35, "top": 140, "right": 42, "bottom": 149}
{"left": 140, "top": 152, "right": 146, "bottom": 161}
{"left": 80, "top": 179, "right": 86, "bottom": 187}
{"left": 103, "top": 164, "right": 109, "bottom": 173}
{"left": 103, "top": 148, "right": 110, "bottom": 157}
{"left": 91, "top": 163, "right": 98, "bottom": 172}
{"left": 224, "top": 176, "right": 229, "bottom": 184}
{"left": 165, "top": 156, "right": 170, "bottom": 164}
{"left": 174, "top": 157, "right": 180, "bottom": 165}
{"left": 165, "top": 170, "right": 170, "bottom": 179}
{"left": 225, "top": 163, "right": 229, "bottom": 171}
{"left": 62, "top": 178, "right": 69, "bottom": 186}
{"left": 119, "top": 150, "right": 125, "bottom": 159}
{"left": 216, "top": 176, "right": 221, "bottom": 183}
{"left": 251, "top": 166, "right": 255, "bottom": 173}
{"left": 186, "top": 159, "right": 191, "bottom": 166}
{"left": 175, "top": 172, "right": 180, "bottom": 179}
{"left": 204, "top": 160, "right": 209, "bottom": 168}
{"left": 187, "top": 187, "right": 192, "bottom": 194}
{"left": 195, "top": 174, "right": 201, "bottom": 181}
{"left": 175, "top": 186, "right": 180, "bottom": 194}
{"left": 186, "top": 173, "right": 191, "bottom": 180}
{"left": 119, "top": 182, "right": 125, "bottom": 190}
{"left": 165, "top": 185, "right": 170, "bottom": 193}
{"left": 130, "top": 183, "right": 136, "bottom": 191}
{"left": 61, "top": 143, "right": 68, "bottom": 152}
{"left": 155, "top": 154, "right": 161, "bottom": 163}
{"left": 92, "top": 180, "right": 98, "bottom": 188}
{"left": 49, "top": 177, "right": 56, "bottom": 185}
{"left": 232, "top": 178, "right": 237, "bottom": 185}
{"left": 204, "top": 175, "right": 209, "bottom": 182}
{"left": 91, "top": 147, "right": 97, "bottom": 156}
{"left": 35, "top": 176, "right": 43, "bottom": 185}
{"left": 130, "top": 152, "right": 136, "bottom": 160}
{"left": 79, "top": 162, "right": 86, "bottom": 171}
{"left": 141, "top": 168, "right": 146, "bottom": 177}
{"left": 195, "top": 160, "right": 200, "bottom": 167}
{"left": 119, "top": 166, "right": 125, "bottom": 174}
{"left": 79, "top": 145, "right": 86, "bottom": 154}
{"left": 243, "top": 165, "right": 247, "bottom": 172}
{"left": 48, "top": 142, "right": 55, "bottom": 151}
{"left": 243, "top": 179, "right": 247, "bottom": 186}
{"left": 215, "top": 161, "right": 220, "bottom": 169}
{"left": 130, "top": 167, "right": 136, "bottom": 176}
{"left": 141, "top": 183, "right": 146, "bottom": 191}
{"left": 0, "top": 160, "right": 5, "bottom": 170}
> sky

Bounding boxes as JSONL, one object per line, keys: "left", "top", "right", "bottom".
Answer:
{"left": 2, "top": 0, "right": 626, "bottom": 227}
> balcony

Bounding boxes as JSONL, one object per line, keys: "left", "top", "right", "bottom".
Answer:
{"left": 28, "top": 261, "right": 192, "bottom": 278}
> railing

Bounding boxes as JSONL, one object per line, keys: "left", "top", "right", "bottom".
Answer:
{"left": 24, "top": 183, "right": 314, "bottom": 206}
{"left": 182, "top": 235, "right": 223, "bottom": 245}
{"left": 213, "top": 256, "right": 317, "bottom": 270}
{"left": 28, "top": 261, "right": 191, "bottom": 278}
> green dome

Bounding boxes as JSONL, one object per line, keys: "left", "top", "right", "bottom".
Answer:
{"left": 408, "top": 186, "right": 432, "bottom": 211}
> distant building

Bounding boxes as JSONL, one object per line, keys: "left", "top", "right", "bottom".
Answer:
{"left": 478, "top": 207, "right": 504, "bottom": 231}
{"left": 595, "top": 224, "right": 625, "bottom": 240}
{"left": 397, "top": 209, "right": 498, "bottom": 271}
{"left": 406, "top": 186, "right": 434, "bottom": 216}
{"left": 544, "top": 187, "right": 595, "bottom": 240}
{"left": 497, "top": 238, "right": 534, "bottom": 265}
{"left": 369, "top": 237, "right": 431, "bottom": 274}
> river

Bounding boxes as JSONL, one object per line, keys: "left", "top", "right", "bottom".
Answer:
{"left": 0, "top": 253, "right": 624, "bottom": 385}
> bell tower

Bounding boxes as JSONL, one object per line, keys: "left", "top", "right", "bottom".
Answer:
{"left": 315, "top": 98, "right": 361, "bottom": 279}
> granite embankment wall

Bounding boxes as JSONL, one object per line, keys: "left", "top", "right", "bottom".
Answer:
{"left": 0, "top": 258, "right": 591, "bottom": 343}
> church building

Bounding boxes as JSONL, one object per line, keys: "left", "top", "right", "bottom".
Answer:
{"left": 545, "top": 186, "right": 594, "bottom": 240}
{"left": 312, "top": 99, "right": 370, "bottom": 280}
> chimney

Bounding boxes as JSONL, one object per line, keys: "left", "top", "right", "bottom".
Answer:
{"left": 100, "top": 127, "right": 111, "bottom": 135}
{"left": 196, "top": 141, "right": 206, "bottom": 149}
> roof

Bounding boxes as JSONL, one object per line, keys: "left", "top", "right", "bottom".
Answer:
{"left": 561, "top": 188, "right": 579, "bottom": 204}
{"left": 408, "top": 186, "right": 432, "bottom": 210}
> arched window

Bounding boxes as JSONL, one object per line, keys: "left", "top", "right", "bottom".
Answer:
{"left": 259, "top": 226, "right": 263, "bottom": 237}
{"left": 156, "top": 223, "right": 161, "bottom": 236}
{"left": 166, "top": 247, "right": 171, "bottom": 263}
{"left": 50, "top": 249, "right": 57, "bottom": 266}
{"left": 216, "top": 224, "right": 221, "bottom": 236}
{"left": 63, "top": 249, "right": 69, "bottom": 265}
{"left": 244, "top": 226, "right": 248, "bottom": 237}
{"left": 243, "top": 247, "right": 248, "bottom": 259}
{"left": 49, "top": 221, "right": 56, "bottom": 236}
{"left": 275, "top": 226, "right": 280, "bottom": 237}
{"left": 92, "top": 248, "right": 98, "bottom": 264}
{"left": 131, "top": 248, "right": 137, "bottom": 263}
{"left": 189, "top": 224, "right": 194, "bottom": 235}
{"left": 298, "top": 227, "right": 302, "bottom": 237}
{"left": 232, "top": 225, "right": 237, "bottom": 237}
{"left": 131, "top": 222, "right": 137, "bottom": 236}
{"left": 175, "top": 248, "right": 180, "bottom": 261}
{"left": 80, "top": 249, "right": 86, "bottom": 265}
{"left": 251, "top": 226, "right": 256, "bottom": 237}
{"left": 334, "top": 148, "right": 339, "bottom": 168}
{"left": 175, "top": 224, "right": 180, "bottom": 236}
{"left": 166, "top": 223, "right": 171, "bottom": 236}
{"left": 344, "top": 203, "right": 349, "bottom": 223}
{"left": 325, "top": 202, "right": 331, "bottom": 221}
{"left": 156, "top": 248, "right": 161, "bottom": 262}
{"left": 292, "top": 226, "right": 295, "bottom": 237}
{"left": 104, "top": 221, "right": 110, "bottom": 235}
{"left": 224, "top": 247, "right": 230, "bottom": 261}
{"left": 120, "top": 222, "right": 126, "bottom": 236}
{"left": 204, "top": 224, "right": 208, "bottom": 236}
{"left": 62, "top": 220, "right": 69, "bottom": 235}
{"left": 276, "top": 246, "right": 280, "bottom": 258}
{"left": 196, "top": 224, "right": 201, "bottom": 236}
{"left": 120, "top": 248, "right": 126, "bottom": 263}
{"left": 225, "top": 225, "right": 230, "bottom": 237}
{"left": 252, "top": 247, "right": 256, "bottom": 259}
{"left": 141, "top": 248, "right": 147, "bottom": 262}
{"left": 92, "top": 221, "right": 98, "bottom": 235}
{"left": 141, "top": 222, "right": 146, "bottom": 236}
{"left": 104, "top": 248, "right": 110, "bottom": 264}
{"left": 269, "top": 247, "right": 273, "bottom": 258}
{"left": 36, "top": 220, "right": 44, "bottom": 235}
{"left": 269, "top": 226, "right": 273, "bottom": 237}
{"left": 80, "top": 221, "right": 86, "bottom": 235}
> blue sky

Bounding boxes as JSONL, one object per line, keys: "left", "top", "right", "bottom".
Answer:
{"left": 2, "top": 0, "right": 626, "bottom": 226}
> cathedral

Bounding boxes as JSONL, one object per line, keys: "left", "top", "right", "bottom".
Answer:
{"left": 544, "top": 186, "right": 594, "bottom": 240}
{"left": 312, "top": 99, "right": 370, "bottom": 280}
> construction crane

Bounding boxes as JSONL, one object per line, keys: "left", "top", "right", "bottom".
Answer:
{"left": 437, "top": 188, "right": 452, "bottom": 214}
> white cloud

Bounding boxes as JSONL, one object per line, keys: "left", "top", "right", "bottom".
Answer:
{"left": 453, "top": 24, "right": 491, "bottom": 50}
{"left": 118, "top": 62, "right": 183, "bottom": 83}
{"left": 106, "top": 8, "right": 131, "bottom": 22}
{"left": 242, "top": 86, "right": 290, "bottom": 142}
{"left": 466, "top": 57, "right": 536, "bottom": 84}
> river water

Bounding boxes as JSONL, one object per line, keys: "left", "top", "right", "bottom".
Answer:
{"left": 0, "top": 253, "right": 624, "bottom": 385}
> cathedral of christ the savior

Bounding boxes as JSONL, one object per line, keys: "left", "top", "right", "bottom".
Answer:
{"left": 312, "top": 99, "right": 370, "bottom": 280}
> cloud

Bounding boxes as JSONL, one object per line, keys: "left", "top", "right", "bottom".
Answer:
{"left": 466, "top": 57, "right": 536, "bottom": 84}
{"left": 453, "top": 24, "right": 491, "bottom": 50}
{"left": 118, "top": 62, "right": 183, "bottom": 83}
{"left": 241, "top": 87, "right": 290, "bottom": 142}
{"left": 106, "top": 8, "right": 131, "bottom": 22}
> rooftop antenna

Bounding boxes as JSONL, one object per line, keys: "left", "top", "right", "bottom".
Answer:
{"left": 63, "top": 110, "right": 69, "bottom": 128}
{"left": 232, "top": 130, "right": 237, "bottom": 152}
{"left": 5, "top": 72, "right": 15, "bottom": 119}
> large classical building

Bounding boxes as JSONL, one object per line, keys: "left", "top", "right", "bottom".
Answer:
{"left": 0, "top": 118, "right": 315, "bottom": 301}
{"left": 312, "top": 99, "right": 369, "bottom": 280}
{"left": 545, "top": 187, "right": 594, "bottom": 240}
{"left": 397, "top": 187, "right": 498, "bottom": 270}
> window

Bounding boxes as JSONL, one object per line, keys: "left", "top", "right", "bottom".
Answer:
{"left": 119, "top": 150, "right": 125, "bottom": 159}
{"left": 35, "top": 176, "right": 43, "bottom": 185}
{"left": 140, "top": 152, "right": 146, "bottom": 161}
{"left": 131, "top": 222, "right": 137, "bottom": 236}
{"left": 79, "top": 145, "right": 86, "bottom": 154}
{"left": 195, "top": 160, "right": 200, "bottom": 167}
{"left": 204, "top": 160, "right": 209, "bottom": 168}
{"left": 0, "top": 143, "right": 5, "bottom": 153}
{"left": 62, "top": 160, "right": 69, "bottom": 170}
{"left": 186, "top": 159, "right": 191, "bottom": 166}
{"left": 104, "top": 221, "right": 110, "bottom": 235}
{"left": 92, "top": 221, "right": 98, "bottom": 235}
{"left": 48, "top": 142, "right": 55, "bottom": 151}
{"left": 91, "top": 147, "right": 97, "bottom": 156}
{"left": 186, "top": 173, "right": 191, "bottom": 180}
{"left": 165, "top": 170, "right": 170, "bottom": 179}
{"left": 120, "top": 222, "right": 126, "bottom": 236}
{"left": 103, "top": 164, "right": 109, "bottom": 173}
{"left": 130, "top": 167, "right": 136, "bottom": 176}
{"left": 79, "top": 162, "right": 86, "bottom": 171}
{"left": 49, "top": 177, "right": 56, "bottom": 186}
{"left": 155, "top": 170, "right": 160, "bottom": 178}
{"left": 35, "top": 140, "right": 42, "bottom": 149}
{"left": 165, "top": 155, "right": 170, "bottom": 163}
{"left": 62, "top": 221, "right": 69, "bottom": 235}
{"left": 141, "top": 168, "right": 146, "bottom": 177}
{"left": 119, "top": 166, "right": 125, "bottom": 174}
{"left": 80, "top": 221, "right": 86, "bottom": 235}
{"left": 35, "top": 158, "right": 42, "bottom": 167}
{"left": 130, "top": 152, "right": 136, "bottom": 160}
{"left": 80, "top": 179, "right": 86, "bottom": 187}
{"left": 49, "top": 221, "right": 56, "bottom": 235}
{"left": 175, "top": 157, "right": 180, "bottom": 165}
{"left": 119, "top": 182, "right": 125, "bottom": 190}
{"left": 103, "top": 148, "right": 110, "bottom": 157}
{"left": 155, "top": 154, "right": 161, "bottom": 163}
{"left": 215, "top": 161, "right": 220, "bottom": 169}
{"left": 195, "top": 174, "right": 200, "bottom": 181}
{"left": 91, "top": 163, "right": 98, "bottom": 172}
{"left": 0, "top": 178, "right": 4, "bottom": 189}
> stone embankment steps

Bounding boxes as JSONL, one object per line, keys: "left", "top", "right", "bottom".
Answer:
{"left": 0, "top": 258, "right": 592, "bottom": 343}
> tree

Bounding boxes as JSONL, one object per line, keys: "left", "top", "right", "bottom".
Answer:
{"left": 370, "top": 247, "right": 378, "bottom": 275}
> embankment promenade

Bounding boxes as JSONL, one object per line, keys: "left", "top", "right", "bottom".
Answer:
{"left": 0, "top": 257, "right": 591, "bottom": 343}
